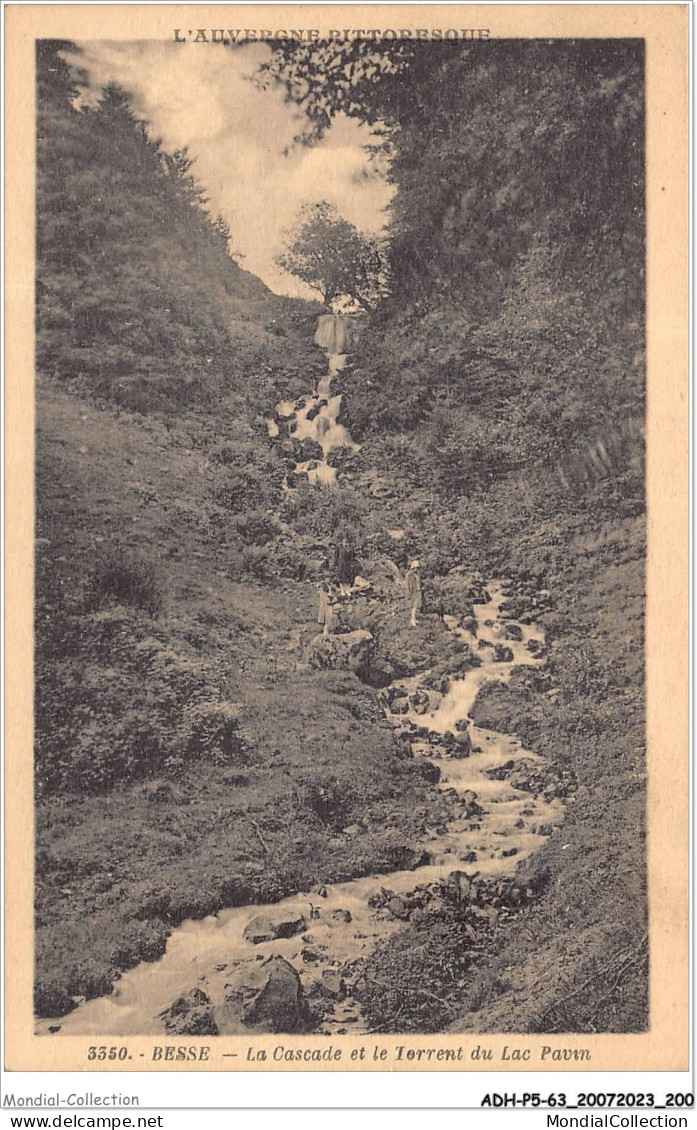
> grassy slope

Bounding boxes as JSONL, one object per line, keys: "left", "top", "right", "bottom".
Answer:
{"left": 34, "top": 380, "right": 454, "bottom": 1015}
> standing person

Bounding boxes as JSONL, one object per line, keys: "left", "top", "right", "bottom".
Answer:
{"left": 317, "top": 581, "right": 335, "bottom": 637}
{"left": 406, "top": 560, "right": 423, "bottom": 628}
{"left": 334, "top": 528, "right": 357, "bottom": 594}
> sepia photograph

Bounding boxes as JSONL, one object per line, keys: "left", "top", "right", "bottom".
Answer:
{"left": 3, "top": 4, "right": 689, "bottom": 1074}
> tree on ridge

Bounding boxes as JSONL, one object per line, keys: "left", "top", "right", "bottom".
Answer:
{"left": 275, "top": 201, "right": 386, "bottom": 311}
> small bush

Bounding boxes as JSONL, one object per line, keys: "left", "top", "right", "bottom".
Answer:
{"left": 86, "top": 549, "right": 163, "bottom": 616}
{"left": 232, "top": 510, "right": 279, "bottom": 546}
{"left": 184, "top": 700, "right": 247, "bottom": 765}
{"left": 241, "top": 544, "right": 273, "bottom": 579}
{"left": 108, "top": 920, "right": 169, "bottom": 968}
{"left": 291, "top": 772, "right": 356, "bottom": 829}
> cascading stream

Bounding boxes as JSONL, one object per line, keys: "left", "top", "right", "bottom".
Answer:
{"left": 272, "top": 315, "right": 358, "bottom": 488}
{"left": 37, "top": 582, "right": 563, "bottom": 1036}
{"left": 37, "top": 316, "right": 566, "bottom": 1037}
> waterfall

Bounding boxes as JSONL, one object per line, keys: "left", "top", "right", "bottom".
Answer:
{"left": 267, "top": 314, "right": 359, "bottom": 490}
{"left": 314, "top": 314, "right": 350, "bottom": 354}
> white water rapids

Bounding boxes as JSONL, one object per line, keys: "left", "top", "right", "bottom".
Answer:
{"left": 38, "top": 316, "right": 564, "bottom": 1036}
{"left": 272, "top": 316, "right": 359, "bottom": 488}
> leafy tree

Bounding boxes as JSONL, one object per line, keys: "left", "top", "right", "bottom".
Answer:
{"left": 275, "top": 201, "right": 386, "bottom": 310}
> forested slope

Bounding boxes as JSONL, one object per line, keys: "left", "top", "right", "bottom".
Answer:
{"left": 263, "top": 38, "right": 647, "bottom": 1031}
{"left": 339, "top": 41, "right": 644, "bottom": 501}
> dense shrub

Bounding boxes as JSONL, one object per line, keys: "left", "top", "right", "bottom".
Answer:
{"left": 210, "top": 456, "right": 286, "bottom": 515}
{"left": 34, "top": 979, "right": 77, "bottom": 1019}
{"left": 232, "top": 510, "right": 279, "bottom": 546}
{"left": 356, "top": 903, "right": 478, "bottom": 1032}
{"left": 85, "top": 549, "right": 163, "bottom": 616}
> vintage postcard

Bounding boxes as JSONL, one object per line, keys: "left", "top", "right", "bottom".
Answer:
{"left": 4, "top": 4, "right": 689, "bottom": 1074}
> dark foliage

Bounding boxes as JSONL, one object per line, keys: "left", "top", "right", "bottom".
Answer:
{"left": 276, "top": 200, "right": 386, "bottom": 309}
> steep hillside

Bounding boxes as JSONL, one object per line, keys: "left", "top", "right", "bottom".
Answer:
{"left": 35, "top": 380, "right": 455, "bottom": 1015}
{"left": 333, "top": 41, "right": 647, "bottom": 1032}
{"left": 354, "top": 497, "right": 647, "bottom": 1034}
{"left": 36, "top": 41, "right": 323, "bottom": 415}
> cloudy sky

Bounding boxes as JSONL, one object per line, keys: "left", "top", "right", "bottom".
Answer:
{"left": 72, "top": 41, "right": 394, "bottom": 298}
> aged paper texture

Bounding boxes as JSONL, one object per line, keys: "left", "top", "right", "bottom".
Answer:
{"left": 4, "top": 3, "right": 689, "bottom": 1073}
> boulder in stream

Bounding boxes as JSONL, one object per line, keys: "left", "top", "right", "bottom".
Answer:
{"left": 161, "top": 988, "right": 219, "bottom": 1036}
{"left": 213, "top": 956, "right": 313, "bottom": 1034}
{"left": 298, "top": 438, "right": 324, "bottom": 461}
{"left": 385, "top": 843, "right": 432, "bottom": 871}
{"left": 318, "top": 969, "right": 347, "bottom": 1001}
{"left": 232, "top": 956, "right": 313, "bottom": 1033}
{"left": 243, "top": 910, "right": 307, "bottom": 945}
{"left": 420, "top": 669, "right": 451, "bottom": 695}
{"left": 439, "top": 729, "right": 472, "bottom": 757}
{"left": 413, "top": 757, "right": 442, "bottom": 784}
{"left": 525, "top": 638, "right": 546, "bottom": 656}
{"left": 410, "top": 689, "right": 431, "bottom": 715}
{"left": 503, "top": 623, "right": 524, "bottom": 641}
{"left": 461, "top": 789, "right": 483, "bottom": 817}
{"left": 387, "top": 896, "right": 411, "bottom": 920}
{"left": 326, "top": 447, "right": 363, "bottom": 474}
{"left": 301, "top": 946, "right": 324, "bottom": 964}
{"left": 383, "top": 685, "right": 408, "bottom": 708}
{"left": 280, "top": 437, "right": 306, "bottom": 463}
{"left": 390, "top": 697, "right": 409, "bottom": 715}
{"left": 328, "top": 908, "right": 352, "bottom": 924}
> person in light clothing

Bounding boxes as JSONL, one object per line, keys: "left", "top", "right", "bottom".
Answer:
{"left": 406, "top": 560, "right": 423, "bottom": 627}
{"left": 317, "top": 582, "right": 335, "bottom": 637}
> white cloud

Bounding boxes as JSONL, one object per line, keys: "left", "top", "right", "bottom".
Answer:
{"left": 71, "top": 41, "right": 394, "bottom": 298}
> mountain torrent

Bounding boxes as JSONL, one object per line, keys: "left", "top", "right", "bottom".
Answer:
{"left": 35, "top": 38, "right": 646, "bottom": 1034}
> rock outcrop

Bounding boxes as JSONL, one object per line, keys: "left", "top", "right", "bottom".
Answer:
{"left": 356, "top": 616, "right": 479, "bottom": 689}
{"left": 242, "top": 956, "right": 311, "bottom": 1032}
{"left": 306, "top": 630, "right": 374, "bottom": 673}
{"left": 486, "top": 758, "right": 577, "bottom": 800}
